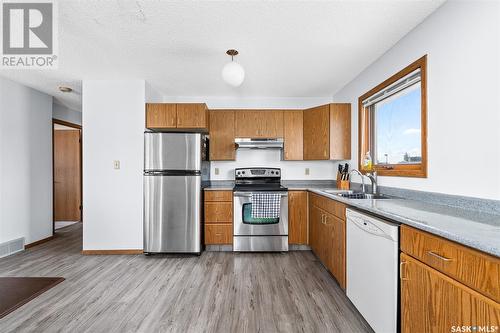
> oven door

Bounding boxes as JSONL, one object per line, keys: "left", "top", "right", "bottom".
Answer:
{"left": 233, "top": 191, "right": 288, "bottom": 236}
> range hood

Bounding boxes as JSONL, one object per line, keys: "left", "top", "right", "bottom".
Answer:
{"left": 235, "top": 138, "right": 284, "bottom": 149}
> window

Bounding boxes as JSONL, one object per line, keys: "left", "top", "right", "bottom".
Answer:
{"left": 359, "top": 56, "right": 427, "bottom": 177}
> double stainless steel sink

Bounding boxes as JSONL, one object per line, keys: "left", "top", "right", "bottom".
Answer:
{"left": 320, "top": 189, "right": 390, "bottom": 200}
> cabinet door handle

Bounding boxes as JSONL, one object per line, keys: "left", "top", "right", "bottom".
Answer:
{"left": 400, "top": 261, "right": 409, "bottom": 281}
{"left": 427, "top": 251, "right": 452, "bottom": 262}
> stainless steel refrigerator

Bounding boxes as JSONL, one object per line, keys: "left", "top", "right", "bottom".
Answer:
{"left": 143, "top": 132, "right": 209, "bottom": 254}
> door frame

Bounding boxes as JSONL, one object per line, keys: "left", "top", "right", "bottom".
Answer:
{"left": 52, "top": 118, "right": 82, "bottom": 235}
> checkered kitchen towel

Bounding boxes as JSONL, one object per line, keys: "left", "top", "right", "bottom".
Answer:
{"left": 251, "top": 193, "right": 281, "bottom": 218}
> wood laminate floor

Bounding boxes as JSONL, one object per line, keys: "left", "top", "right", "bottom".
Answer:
{"left": 0, "top": 224, "right": 373, "bottom": 333}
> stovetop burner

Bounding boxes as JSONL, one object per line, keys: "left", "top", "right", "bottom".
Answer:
{"left": 233, "top": 167, "right": 287, "bottom": 192}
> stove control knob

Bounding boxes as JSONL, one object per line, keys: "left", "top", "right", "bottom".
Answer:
{"left": 242, "top": 171, "right": 245, "bottom": 174}
{"left": 270, "top": 171, "right": 274, "bottom": 174}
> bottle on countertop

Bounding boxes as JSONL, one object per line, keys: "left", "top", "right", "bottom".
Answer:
{"left": 363, "top": 151, "right": 373, "bottom": 172}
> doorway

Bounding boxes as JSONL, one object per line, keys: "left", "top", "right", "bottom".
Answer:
{"left": 52, "top": 119, "right": 82, "bottom": 234}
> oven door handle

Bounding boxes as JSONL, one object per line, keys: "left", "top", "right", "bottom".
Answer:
{"left": 233, "top": 191, "right": 288, "bottom": 197}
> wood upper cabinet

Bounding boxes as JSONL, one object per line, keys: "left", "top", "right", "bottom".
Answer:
{"left": 235, "top": 110, "right": 284, "bottom": 138}
{"left": 329, "top": 103, "right": 351, "bottom": 160}
{"left": 146, "top": 103, "right": 177, "bottom": 128}
{"left": 401, "top": 253, "right": 500, "bottom": 333}
{"left": 288, "top": 191, "right": 308, "bottom": 245}
{"left": 145, "top": 103, "right": 208, "bottom": 130}
{"left": 209, "top": 110, "right": 235, "bottom": 161}
{"left": 303, "top": 103, "right": 351, "bottom": 160}
{"left": 283, "top": 110, "right": 304, "bottom": 160}
{"left": 176, "top": 103, "right": 208, "bottom": 129}
{"left": 303, "top": 105, "right": 330, "bottom": 160}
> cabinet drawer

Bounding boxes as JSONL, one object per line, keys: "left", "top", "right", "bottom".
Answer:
{"left": 205, "top": 202, "right": 232, "bottom": 223}
{"left": 309, "top": 193, "right": 346, "bottom": 220}
{"left": 205, "top": 190, "right": 233, "bottom": 202}
{"left": 401, "top": 225, "right": 500, "bottom": 302}
{"left": 205, "top": 224, "right": 232, "bottom": 245}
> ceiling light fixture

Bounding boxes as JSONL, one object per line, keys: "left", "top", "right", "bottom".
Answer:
{"left": 222, "top": 49, "right": 245, "bottom": 87}
{"left": 59, "top": 86, "right": 73, "bottom": 93}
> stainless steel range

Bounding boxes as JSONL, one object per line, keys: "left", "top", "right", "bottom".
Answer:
{"left": 233, "top": 167, "right": 288, "bottom": 252}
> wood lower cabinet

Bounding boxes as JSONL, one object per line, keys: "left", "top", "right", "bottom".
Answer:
{"left": 205, "top": 202, "right": 232, "bottom": 223}
{"left": 146, "top": 103, "right": 177, "bottom": 129}
{"left": 283, "top": 110, "right": 303, "bottom": 160}
{"left": 309, "top": 204, "right": 321, "bottom": 255}
{"left": 401, "top": 253, "right": 500, "bottom": 333}
{"left": 303, "top": 103, "right": 351, "bottom": 160}
{"left": 204, "top": 190, "right": 232, "bottom": 245}
{"left": 145, "top": 103, "right": 208, "bottom": 130}
{"left": 234, "top": 110, "right": 284, "bottom": 138}
{"left": 308, "top": 193, "right": 346, "bottom": 289}
{"left": 209, "top": 110, "right": 235, "bottom": 161}
{"left": 401, "top": 225, "right": 500, "bottom": 303}
{"left": 323, "top": 212, "right": 345, "bottom": 289}
{"left": 205, "top": 224, "right": 232, "bottom": 245}
{"left": 288, "top": 191, "right": 308, "bottom": 244}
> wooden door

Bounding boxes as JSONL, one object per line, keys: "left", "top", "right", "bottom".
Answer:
{"left": 288, "top": 191, "right": 308, "bottom": 244}
{"left": 324, "top": 212, "right": 346, "bottom": 289}
{"left": 54, "top": 130, "right": 81, "bottom": 221}
{"left": 329, "top": 103, "right": 351, "bottom": 160}
{"left": 283, "top": 110, "right": 303, "bottom": 160}
{"left": 401, "top": 253, "right": 500, "bottom": 333}
{"left": 146, "top": 103, "right": 177, "bottom": 128}
{"left": 234, "top": 110, "right": 284, "bottom": 138}
{"left": 303, "top": 104, "right": 330, "bottom": 160}
{"left": 209, "top": 110, "right": 235, "bottom": 160}
{"left": 176, "top": 103, "right": 208, "bottom": 129}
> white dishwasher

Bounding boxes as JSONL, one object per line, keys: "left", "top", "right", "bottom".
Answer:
{"left": 346, "top": 208, "right": 399, "bottom": 333}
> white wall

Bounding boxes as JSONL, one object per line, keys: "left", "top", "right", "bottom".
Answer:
{"left": 0, "top": 77, "right": 53, "bottom": 244}
{"left": 333, "top": 0, "right": 500, "bottom": 200}
{"left": 162, "top": 96, "right": 333, "bottom": 110}
{"left": 53, "top": 102, "right": 82, "bottom": 125}
{"left": 82, "top": 80, "right": 145, "bottom": 250}
{"left": 211, "top": 150, "right": 338, "bottom": 180}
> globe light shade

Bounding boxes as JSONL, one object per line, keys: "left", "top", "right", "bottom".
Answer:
{"left": 222, "top": 61, "right": 245, "bottom": 87}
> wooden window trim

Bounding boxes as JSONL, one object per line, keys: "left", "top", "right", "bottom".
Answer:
{"left": 358, "top": 55, "right": 428, "bottom": 178}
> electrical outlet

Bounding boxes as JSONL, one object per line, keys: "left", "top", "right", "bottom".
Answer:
{"left": 214, "top": 168, "right": 220, "bottom": 175}
{"left": 113, "top": 160, "right": 120, "bottom": 170}
{"left": 305, "top": 168, "right": 310, "bottom": 175}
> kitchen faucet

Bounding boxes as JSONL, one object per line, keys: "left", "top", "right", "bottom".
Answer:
{"left": 365, "top": 171, "right": 378, "bottom": 194}
{"left": 349, "top": 169, "right": 366, "bottom": 193}
{"left": 349, "top": 169, "right": 378, "bottom": 194}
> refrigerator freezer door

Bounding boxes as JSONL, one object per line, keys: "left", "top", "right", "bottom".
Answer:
{"left": 144, "top": 174, "right": 201, "bottom": 253}
{"left": 144, "top": 132, "right": 202, "bottom": 171}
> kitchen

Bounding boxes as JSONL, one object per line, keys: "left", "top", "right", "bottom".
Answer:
{"left": 0, "top": 1, "right": 498, "bottom": 332}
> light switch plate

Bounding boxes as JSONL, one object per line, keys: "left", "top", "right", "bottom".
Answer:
{"left": 113, "top": 160, "right": 120, "bottom": 170}
{"left": 305, "top": 168, "right": 310, "bottom": 175}
{"left": 214, "top": 168, "right": 220, "bottom": 175}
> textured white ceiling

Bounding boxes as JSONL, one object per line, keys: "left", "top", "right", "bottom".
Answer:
{"left": 0, "top": 0, "right": 445, "bottom": 111}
